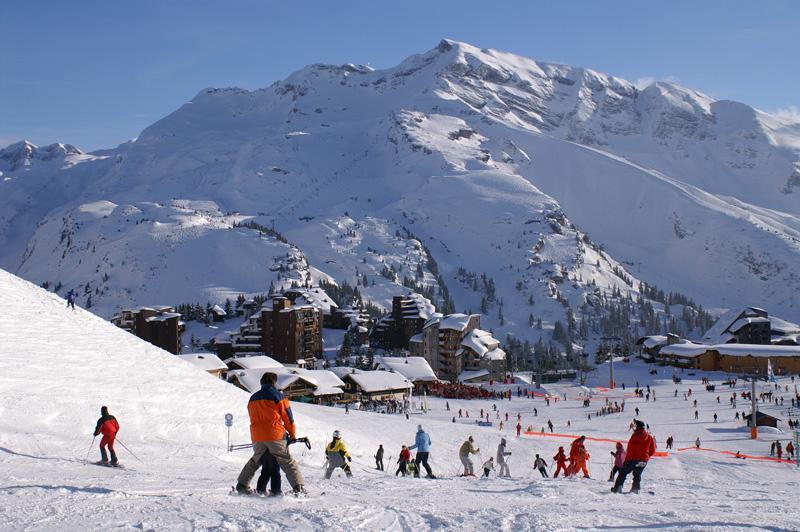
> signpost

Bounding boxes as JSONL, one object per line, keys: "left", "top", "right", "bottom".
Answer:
{"left": 225, "top": 413, "right": 233, "bottom": 452}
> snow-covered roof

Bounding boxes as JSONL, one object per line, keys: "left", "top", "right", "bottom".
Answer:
{"left": 461, "top": 328, "right": 505, "bottom": 360}
{"left": 145, "top": 312, "right": 181, "bottom": 322}
{"left": 729, "top": 316, "right": 770, "bottom": 332}
{"left": 661, "top": 343, "right": 800, "bottom": 359}
{"left": 409, "top": 333, "right": 424, "bottom": 344}
{"left": 374, "top": 356, "right": 438, "bottom": 382}
{"left": 228, "top": 367, "right": 344, "bottom": 395}
{"left": 343, "top": 370, "right": 412, "bottom": 393}
{"left": 459, "top": 369, "right": 489, "bottom": 382}
{"left": 226, "top": 355, "right": 284, "bottom": 370}
{"left": 177, "top": 353, "right": 227, "bottom": 372}
{"left": 639, "top": 335, "right": 668, "bottom": 349}
{"left": 703, "top": 307, "right": 768, "bottom": 343}
{"left": 439, "top": 313, "right": 476, "bottom": 331}
{"left": 769, "top": 316, "right": 800, "bottom": 335}
{"left": 400, "top": 293, "right": 437, "bottom": 320}
{"left": 210, "top": 304, "right": 226, "bottom": 316}
{"left": 330, "top": 366, "right": 363, "bottom": 378}
{"left": 285, "top": 287, "right": 338, "bottom": 314}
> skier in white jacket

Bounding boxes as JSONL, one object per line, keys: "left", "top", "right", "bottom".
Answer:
{"left": 497, "top": 438, "right": 512, "bottom": 477}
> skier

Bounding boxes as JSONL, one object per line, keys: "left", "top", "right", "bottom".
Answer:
{"left": 482, "top": 457, "right": 494, "bottom": 477}
{"left": 408, "top": 425, "right": 435, "bottom": 478}
{"left": 516, "top": 422, "right": 522, "bottom": 437}
{"left": 609, "top": 442, "right": 626, "bottom": 481}
{"left": 324, "top": 430, "right": 353, "bottom": 479}
{"left": 458, "top": 436, "right": 480, "bottom": 476}
{"left": 547, "top": 419, "right": 554, "bottom": 432}
{"left": 533, "top": 454, "right": 548, "bottom": 477}
{"left": 92, "top": 406, "right": 119, "bottom": 465}
{"left": 552, "top": 446, "right": 569, "bottom": 478}
{"left": 396, "top": 445, "right": 411, "bottom": 476}
{"left": 776, "top": 441, "right": 783, "bottom": 460}
{"left": 256, "top": 448, "right": 281, "bottom": 496}
{"left": 713, "top": 413, "right": 718, "bottom": 423}
{"left": 695, "top": 437, "right": 701, "bottom": 449}
{"left": 65, "top": 289, "right": 77, "bottom": 310}
{"left": 569, "top": 436, "right": 590, "bottom": 478}
{"left": 375, "top": 444, "right": 384, "bottom": 471}
{"left": 611, "top": 420, "right": 656, "bottom": 494}
{"left": 235, "top": 372, "right": 305, "bottom": 495}
{"left": 497, "top": 438, "right": 512, "bottom": 477}
{"left": 786, "top": 441, "right": 795, "bottom": 459}
{"left": 666, "top": 436, "right": 673, "bottom": 450}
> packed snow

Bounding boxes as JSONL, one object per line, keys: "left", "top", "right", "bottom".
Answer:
{"left": 1, "top": 269, "right": 799, "bottom": 531}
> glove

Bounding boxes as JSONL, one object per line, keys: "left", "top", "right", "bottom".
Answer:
{"left": 347, "top": 456, "right": 352, "bottom": 462}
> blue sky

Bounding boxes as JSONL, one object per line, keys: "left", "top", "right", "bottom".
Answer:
{"left": 1, "top": 0, "right": 797, "bottom": 151}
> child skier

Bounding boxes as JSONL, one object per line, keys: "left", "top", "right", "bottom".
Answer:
{"left": 482, "top": 457, "right": 494, "bottom": 477}
{"left": 256, "top": 447, "right": 281, "bottom": 496}
{"left": 609, "top": 442, "right": 626, "bottom": 481}
{"left": 396, "top": 445, "right": 411, "bottom": 476}
{"left": 324, "top": 430, "right": 353, "bottom": 479}
{"left": 533, "top": 454, "right": 548, "bottom": 477}
{"left": 92, "top": 406, "right": 119, "bottom": 465}
{"left": 553, "top": 446, "right": 569, "bottom": 477}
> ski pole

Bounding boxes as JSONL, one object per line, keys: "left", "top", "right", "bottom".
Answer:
{"left": 84, "top": 436, "right": 96, "bottom": 464}
{"left": 115, "top": 438, "right": 143, "bottom": 463}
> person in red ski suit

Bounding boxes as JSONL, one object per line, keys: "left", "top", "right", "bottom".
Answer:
{"left": 93, "top": 406, "right": 120, "bottom": 464}
{"left": 569, "top": 436, "right": 590, "bottom": 477}
{"left": 553, "top": 446, "right": 569, "bottom": 477}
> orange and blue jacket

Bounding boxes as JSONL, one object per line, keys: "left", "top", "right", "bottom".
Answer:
{"left": 248, "top": 384, "right": 296, "bottom": 442}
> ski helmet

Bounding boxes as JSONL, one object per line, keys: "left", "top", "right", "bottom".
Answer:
{"left": 333, "top": 430, "right": 341, "bottom": 439}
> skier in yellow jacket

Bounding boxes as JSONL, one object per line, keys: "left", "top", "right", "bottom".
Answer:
{"left": 324, "top": 430, "right": 353, "bottom": 479}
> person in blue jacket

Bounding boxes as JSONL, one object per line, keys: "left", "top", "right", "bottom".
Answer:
{"left": 408, "top": 425, "right": 436, "bottom": 478}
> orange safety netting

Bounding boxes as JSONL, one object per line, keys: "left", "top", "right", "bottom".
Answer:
{"left": 522, "top": 431, "right": 668, "bottom": 457}
{"left": 676, "top": 446, "right": 795, "bottom": 464}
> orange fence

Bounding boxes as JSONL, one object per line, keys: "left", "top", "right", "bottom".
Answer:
{"left": 522, "top": 431, "right": 668, "bottom": 458}
{"left": 676, "top": 446, "right": 795, "bottom": 464}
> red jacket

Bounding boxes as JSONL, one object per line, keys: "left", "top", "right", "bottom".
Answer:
{"left": 399, "top": 448, "right": 411, "bottom": 462}
{"left": 553, "top": 449, "right": 568, "bottom": 464}
{"left": 625, "top": 429, "right": 656, "bottom": 462}
{"left": 569, "top": 438, "right": 585, "bottom": 461}
{"left": 94, "top": 415, "right": 119, "bottom": 438}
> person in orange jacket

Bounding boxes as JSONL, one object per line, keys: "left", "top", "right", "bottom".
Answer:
{"left": 569, "top": 436, "right": 590, "bottom": 478}
{"left": 553, "top": 446, "right": 569, "bottom": 477}
{"left": 236, "top": 372, "right": 305, "bottom": 495}
{"left": 612, "top": 419, "right": 656, "bottom": 493}
{"left": 93, "top": 406, "right": 119, "bottom": 465}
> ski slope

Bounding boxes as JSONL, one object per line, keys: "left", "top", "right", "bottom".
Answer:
{"left": 0, "top": 268, "right": 798, "bottom": 531}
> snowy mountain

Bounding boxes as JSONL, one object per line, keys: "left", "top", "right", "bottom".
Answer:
{"left": 2, "top": 40, "right": 800, "bottom": 349}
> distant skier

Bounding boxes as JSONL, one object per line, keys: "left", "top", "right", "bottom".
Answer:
{"left": 459, "top": 436, "right": 480, "bottom": 476}
{"left": 695, "top": 437, "right": 701, "bottom": 449}
{"left": 611, "top": 420, "right": 656, "bottom": 494}
{"left": 482, "top": 457, "right": 494, "bottom": 477}
{"left": 533, "top": 454, "right": 548, "bottom": 477}
{"left": 516, "top": 422, "right": 522, "bottom": 437}
{"left": 396, "top": 445, "right": 411, "bottom": 476}
{"left": 93, "top": 406, "right": 119, "bottom": 465}
{"left": 552, "top": 446, "right": 569, "bottom": 477}
{"left": 324, "top": 430, "right": 353, "bottom": 479}
{"left": 666, "top": 436, "right": 674, "bottom": 450}
{"left": 408, "top": 425, "right": 435, "bottom": 478}
{"left": 375, "top": 444, "right": 384, "bottom": 471}
{"left": 66, "top": 289, "right": 76, "bottom": 310}
{"left": 235, "top": 372, "right": 305, "bottom": 495}
{"left": 609, "top": 442, "right": 625, "bottom": 481}
{"left": 786, "top": 441, "right": 795, "bottom": 459}
{"left": 497, "top": 438, "right": 512, "bottom": 477}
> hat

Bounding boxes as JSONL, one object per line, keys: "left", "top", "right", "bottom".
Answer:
{"left": 417, "top": 424, "right": 423, "bottom": 431}
{"left": 333, "top": 430, "right": 341, "bottom": 438}
{"left": 468, "top": 436, "right": 473, "bottom": 442}
{"left": 634, "top": 419, "right": 646, "bottom": 430}
{"left": 616, "top": 441, "right": 623, "bottom": 447}
{"left": 100, "top": 406, "right": 108, "bottom": 415}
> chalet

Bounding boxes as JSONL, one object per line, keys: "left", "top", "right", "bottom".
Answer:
{"left": 459, "top": 328, "right": 507, "bottom": 381}
{"left": 702, "top": 307, "right": 800, "bottom": 346}
{"left": 370, "top": 294, "right": 438, "bottom": 350}
{"left": 658, "top": 343, "right": 800, "bottom": 375}
{"left": 338, "top": 369, "right": 412, "bottom": 400}
{"left": 374, "top": 355, "right": 438, "bottom": 393}
{"left": 636, "top": 334, "right": 681, "bottom": 360}
{"left": 743, "top": 411, "right": 780, "bottom": 428}
{"left": 111, "top": 306, "right": 183, "bottom": 354}
{"left": 224, "top": 355, "right": 284, "bottom": 371}
{"left": 209, "top": 304, "right": 227, "bottom": 322}
{"left": 177, "top": 353, "right": 227, "bottom": 378}
{"left": 228, "top": 367, "right": 345, "bottom": 402}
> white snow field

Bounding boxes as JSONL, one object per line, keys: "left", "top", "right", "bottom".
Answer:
{"left": 1, "top": 268, "right": 799, "bottom": 531}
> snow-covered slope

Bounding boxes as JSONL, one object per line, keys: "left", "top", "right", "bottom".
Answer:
{"left": 2, "top": 39, "right": 800, "bottom": 334}
{"left": 1, "top": 268, "right": 798, "bottom": 530}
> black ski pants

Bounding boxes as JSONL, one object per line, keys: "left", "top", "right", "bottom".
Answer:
{"left": 256, "top": 449, "right": 282, "bottom": 494}
{"left": 414, "top": 452, "right": 433, "bottom": 477}
{"left": 612, "top": 460, "right": 646, "bottom": 492}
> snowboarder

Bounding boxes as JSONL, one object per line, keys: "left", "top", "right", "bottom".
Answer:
{"left": 534, "top": 454, "right": 548, "bottom": 477}
{"left": 396, "top": 445, "right": 411, "bottom": 476}
{"left": 553, "top": 446, "right": 569, "bottom": 478}
{"left": 93, "top": 406, "right": 119, "bottom": 465}
{"left": 375, "top": 444, "right": 384, "bottom": 471}
{"left": 611, "top": 420, "right": 656, "bottom": 494}
{"left": 609, "top": 442, "right": 625, "bottom": 481}
{"left": 482, "top": 457, "right": 494, "bottom": 477}
{"left": 497, "top": 438, "right": 512, "bottom": 477}
{"left": 256, "top": 448, "right": 281, "bottom": 496}
{"left": 459, "top": 436, "right": 480, "bottom": 476}
{"left": 408, "top": 425, "right": 435, "bottom": 478}
{"left": 235, "top": 372, "right": 305, "bottom": 495}
{"left": 324, "top": 430, "right": 353, "bottom": 479}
